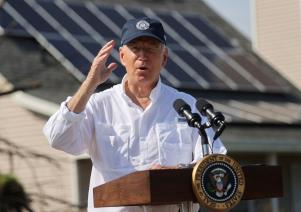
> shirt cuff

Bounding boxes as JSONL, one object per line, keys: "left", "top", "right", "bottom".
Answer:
{"left": 60, "top": 97, "right": 86, "bottom": 122}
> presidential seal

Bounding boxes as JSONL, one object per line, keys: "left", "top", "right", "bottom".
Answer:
{"left": 192, "top": 154, "right": 245, "bottom": 210}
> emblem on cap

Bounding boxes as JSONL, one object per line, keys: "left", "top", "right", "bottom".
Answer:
{"left": 136, "top": 20, "right": 150, "bottom": 30}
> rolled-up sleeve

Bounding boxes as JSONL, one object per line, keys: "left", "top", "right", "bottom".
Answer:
{"left": 43, "top": 97, "right": 94, "bottom": 155}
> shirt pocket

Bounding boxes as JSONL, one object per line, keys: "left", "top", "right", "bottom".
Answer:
{"left": 95, "top": 123, "right": 131, "bottom": 169}
{"left": 156, "top": 122, "right": 193, "bottom": 166}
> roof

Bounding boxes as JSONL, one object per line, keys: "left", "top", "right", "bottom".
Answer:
{"left": 0, "top": 36, "right": 80, "bottom": 103}
{"left": 1, "top": 0, "right": 301, "bottom": 125}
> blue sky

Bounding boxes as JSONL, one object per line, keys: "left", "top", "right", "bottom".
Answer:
{"left": 203, "top": 0, "right": 251, "bottom": 38}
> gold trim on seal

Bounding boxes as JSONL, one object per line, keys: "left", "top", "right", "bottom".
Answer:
{"left": 192, "top": 154, "right": 245, "bottom": 211}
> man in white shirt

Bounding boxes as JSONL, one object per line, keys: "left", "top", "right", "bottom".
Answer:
{"left": 43, "top": 17, "right": 226, "bottom": 212}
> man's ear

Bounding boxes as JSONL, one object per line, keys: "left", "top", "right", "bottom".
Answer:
{"left": 119, "top": 47, "right": 126, "bottom": 66}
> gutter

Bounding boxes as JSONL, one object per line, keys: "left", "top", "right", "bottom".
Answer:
{"left": 12, "top": 91, "right": 59, "bottom": 117}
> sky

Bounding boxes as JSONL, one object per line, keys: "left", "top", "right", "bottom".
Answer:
{"left": 202, "top": 0, "right": 251, "bottom": 38}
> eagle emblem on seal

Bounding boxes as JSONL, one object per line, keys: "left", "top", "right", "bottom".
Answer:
{"left": 208, "top": 168, "right": 232, "bottom": 198}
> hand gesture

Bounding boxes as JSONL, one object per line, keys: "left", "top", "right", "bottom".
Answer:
{"left": 86, "top": 40, "right": 118, "bottom": 87}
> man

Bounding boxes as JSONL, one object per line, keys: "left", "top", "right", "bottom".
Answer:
{"left": 43, "top": 17, "right": 226, "bottom": 212}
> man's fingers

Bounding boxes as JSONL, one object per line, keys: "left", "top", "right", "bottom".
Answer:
{"left": 97, "top": 52, "right": 110, "bottom": 64}
{"left": 97, "top": 45, "right": 114, "bottom": 58}
{"left": 97, "top": 40, "right": 115, "bottom": 58}
{"left": 89, "top": 40, "right": 117, "bottom": 81}
{"left": 107, "top": 63, "right": 118, "bottom": 72}
{"left": 94, "top": 41, "right": 115, "bottom": 67}
{"left": 102, "top": 39, "right": 115, "bottom": 49}
{"left": 99, "top": 40, "right": 115, "bottom": 51}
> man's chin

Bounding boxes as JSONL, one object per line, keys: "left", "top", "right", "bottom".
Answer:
{"left": 135, "top": 74, "right": 149, "bottom": 82}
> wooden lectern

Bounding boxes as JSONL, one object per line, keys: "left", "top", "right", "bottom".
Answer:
{"left": 93, "top": 165, "right": 283, "bottom": 208}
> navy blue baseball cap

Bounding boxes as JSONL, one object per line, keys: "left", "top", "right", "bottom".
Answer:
{"left": 121, "top": 17, "right": 166, "bottom": 45}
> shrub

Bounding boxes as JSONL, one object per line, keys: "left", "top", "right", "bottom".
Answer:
{"left": 0, "top": 174, "right": 32, "bottom": 212}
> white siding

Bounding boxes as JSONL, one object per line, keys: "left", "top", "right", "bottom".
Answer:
{"left": 253, "top": 0, "right": 301, "bottom": 90}
{"left": 0, "top": 94, "right": 76, "bottom": 211}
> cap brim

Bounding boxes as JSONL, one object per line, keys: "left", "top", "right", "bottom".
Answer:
{"left": 121, "top": 32, "right": 165, "bottom": 45}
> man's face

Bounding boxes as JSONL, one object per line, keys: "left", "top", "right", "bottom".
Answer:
{"left": 119, "top": 36, "right": 168, "bottom": 87}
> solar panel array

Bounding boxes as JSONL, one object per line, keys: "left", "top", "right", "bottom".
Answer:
{"left": 0, "top": 0, "right": 290, "bottom": 93}
{"left": 208, "top": 99, "right": 301, "bottom": 124}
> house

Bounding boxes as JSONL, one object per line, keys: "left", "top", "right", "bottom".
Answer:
{"left": 253, "top": 0, "right": 301, "bottom": 91}
{"left": 1, "top": 0, "right": 301, "bottom": 211}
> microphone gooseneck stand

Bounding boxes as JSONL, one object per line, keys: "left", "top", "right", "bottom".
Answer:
{"left": 173, "top": 99, "right": 226, "bottom": 212}
{"left": 180, "top": 122, "right": 212, "bottom": 212}
{"left": 198, "top": 124, "right": 210, "bottom": 157}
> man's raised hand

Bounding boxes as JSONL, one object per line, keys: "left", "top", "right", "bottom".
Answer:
{"left": 86, "top": 40, "right": 118, "bottom": 87}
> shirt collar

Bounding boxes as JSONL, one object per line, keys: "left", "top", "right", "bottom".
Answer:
{"left": 119, "top": 75, "right": 162, "bottom": 104}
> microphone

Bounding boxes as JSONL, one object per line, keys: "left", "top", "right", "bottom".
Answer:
{"left": 173, "top": 99, "right": 202, "bottom": 129}
{"left": 196, "top": 98, "right": 226, "bottom": 140}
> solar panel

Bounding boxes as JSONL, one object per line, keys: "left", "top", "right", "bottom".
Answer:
{"left": 184, "top": 15, "right": 234, "bottom": 49}
{"left": 156, "top": 12, "right": 207, "bottom": 47}
{"left": 173, "top": 49, "right": 228, "bottom": 87}
{"left": 230, "top": 54, "right": 284, "bottom": 90}
{"left": 98, "top": 5, "right": 127, "bottom": 29}
{"left": 0, "top": 9, "right": 29, "bottom": 36}
{"left": 0, "top": 0, "right": 292, "bottom": 93}
{"left": 207, "top": 53, "right": 256, "bottom": 90}
{"left": 69, "top": 3, "right": 119, "bottom": 40}
{"left": 165, "top": 58, "right": 201, "bottom": 87}
{"left": 210, "top": 99, "right": 301, "bottom": 124}
{"left": 7, "top": 0, "right": 57, "bottom": 34}
{"left": 125, "top": 7, "right": 146, "bottom": 19}
{"left": 39, "top": 1, "right": 91, "bottom": 37}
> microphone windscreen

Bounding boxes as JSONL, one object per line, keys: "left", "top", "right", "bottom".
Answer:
{"left": 173, "top": 99, "right": 190, "bottom": 114}
{"left": 196, "top": 98, "right": 213, "bottom": 115}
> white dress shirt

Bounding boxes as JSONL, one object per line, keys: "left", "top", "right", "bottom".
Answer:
{"left": 43, "top": 77, "right": 227, "bottom": 212}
